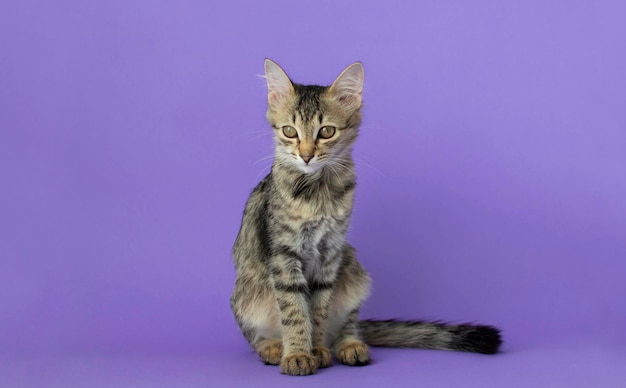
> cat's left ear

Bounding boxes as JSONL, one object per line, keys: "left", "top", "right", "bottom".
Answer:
{"left": 328, "top": 62, "right": 364, "bottom": 110}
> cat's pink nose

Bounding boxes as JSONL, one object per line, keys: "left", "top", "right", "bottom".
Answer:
{"left": 301, "top": 155, "right": 313, "bottom": 164}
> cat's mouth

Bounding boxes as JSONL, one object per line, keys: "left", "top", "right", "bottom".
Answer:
{"left": 298, "top": 163, "right": 321, "bottom": 174}
{"left": 296, "top": 157, "right": 324, "bottom": 174}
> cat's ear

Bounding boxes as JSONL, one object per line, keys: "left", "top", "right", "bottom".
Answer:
{"left": 264, "top": 59, "right": 295, "bottom": 109}
{"left": 328, "top": 62, "right": 364, "bottom": 110}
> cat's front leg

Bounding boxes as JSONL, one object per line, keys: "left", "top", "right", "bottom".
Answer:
{"left": 309, "top": 281, "right": 334, "bottom": 368}
{"left": 328, "top": 246, "right": 372, "bottom": 366}
{"left": 269, "top": 251, "right": 318, "bottom": 376}
{"left": 309, "top": 252, "right": 343, "bottom": 368}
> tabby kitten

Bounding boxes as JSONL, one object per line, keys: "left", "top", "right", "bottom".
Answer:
{"left": 231, "top": 59, "right": 502, "bottom": 376}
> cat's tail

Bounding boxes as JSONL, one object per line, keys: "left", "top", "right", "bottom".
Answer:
{"left": 358, "top": 319, "right": 502, "bottom": 354}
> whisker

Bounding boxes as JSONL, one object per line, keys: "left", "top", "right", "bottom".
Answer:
{"left": 253, "top": 154, "right": 276, "bottom": 166}
{"left": 255, "top": 163, "right": 273, "bottom": 180}
{"left": 353, "top": 158, "right": 385, "bottom": 177}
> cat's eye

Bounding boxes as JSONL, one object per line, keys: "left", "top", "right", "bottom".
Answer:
{"left": 318, "top": 126, "right": 336, "bottom": 139}
{"left": 282, "top": 126, "right": 298, "bottom": 138}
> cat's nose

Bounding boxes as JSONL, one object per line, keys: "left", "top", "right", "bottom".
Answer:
{"left": 301, "top": 154, "right": 313, "bottom": 164}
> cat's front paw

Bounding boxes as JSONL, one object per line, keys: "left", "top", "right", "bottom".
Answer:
{"left": 312, "top": 346, "right": 332, "bottom": 368}
{"left": 280, "top": 353, "right": 318, "bottom": 376}
{"left": 336, "top": 341, "right": 370, "bottom": 366}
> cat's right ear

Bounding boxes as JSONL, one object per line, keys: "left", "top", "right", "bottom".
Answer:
{"left": 264, "top": 59, "right": 295, "bottom": 110}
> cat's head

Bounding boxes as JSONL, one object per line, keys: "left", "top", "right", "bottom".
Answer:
{"left": 264, "top": 59, "right": 364, "bottom": 175}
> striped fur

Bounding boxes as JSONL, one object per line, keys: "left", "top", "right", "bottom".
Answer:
{"left": 230, "top": 60, "right": 502, "bottom": 376}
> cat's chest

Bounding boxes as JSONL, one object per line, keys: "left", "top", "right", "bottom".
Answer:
{"left": 269, "top": 187, "right": 352, "bottom": 270}
{"left": 292, "top": 216, "right": 343, "bottom": 279}
{"left": 278, "top": 210, "right": 341, "bottom": 260}
{"left": 295, "top": 217, "right": 333, "bottom": 254}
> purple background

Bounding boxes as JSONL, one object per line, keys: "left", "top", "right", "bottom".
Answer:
{"left": 2, "top": 1, "right": 625, "bottom": 386}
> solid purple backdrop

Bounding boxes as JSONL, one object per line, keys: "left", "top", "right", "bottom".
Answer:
{"left": 2, "top": 0, "right": 625, "bottom": 386}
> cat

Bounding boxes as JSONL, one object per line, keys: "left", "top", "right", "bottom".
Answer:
{"left": 230, "top": 59, "right": 502, "bottom": 376}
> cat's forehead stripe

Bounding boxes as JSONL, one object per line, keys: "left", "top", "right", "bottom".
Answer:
{"left": 294, "top": 84, "right": 326, "bottom": 123}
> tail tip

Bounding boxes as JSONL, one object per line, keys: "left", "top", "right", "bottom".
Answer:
{"left": 464, "top": 325, "right": 502, "bottom": 354}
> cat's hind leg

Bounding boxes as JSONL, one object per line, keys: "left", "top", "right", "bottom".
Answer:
{"left": 254, "top": 338, "right": 283, "bottom": 365}
{"left": 332, "top": 308, "right": 371, "bottom": 366}
{"left": 231, "top": 277, "right": 283, "bottom": 365}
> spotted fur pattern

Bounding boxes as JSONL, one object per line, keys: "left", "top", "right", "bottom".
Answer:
{"left": 230, "top": 60, "right": 502, "bottom": 376}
